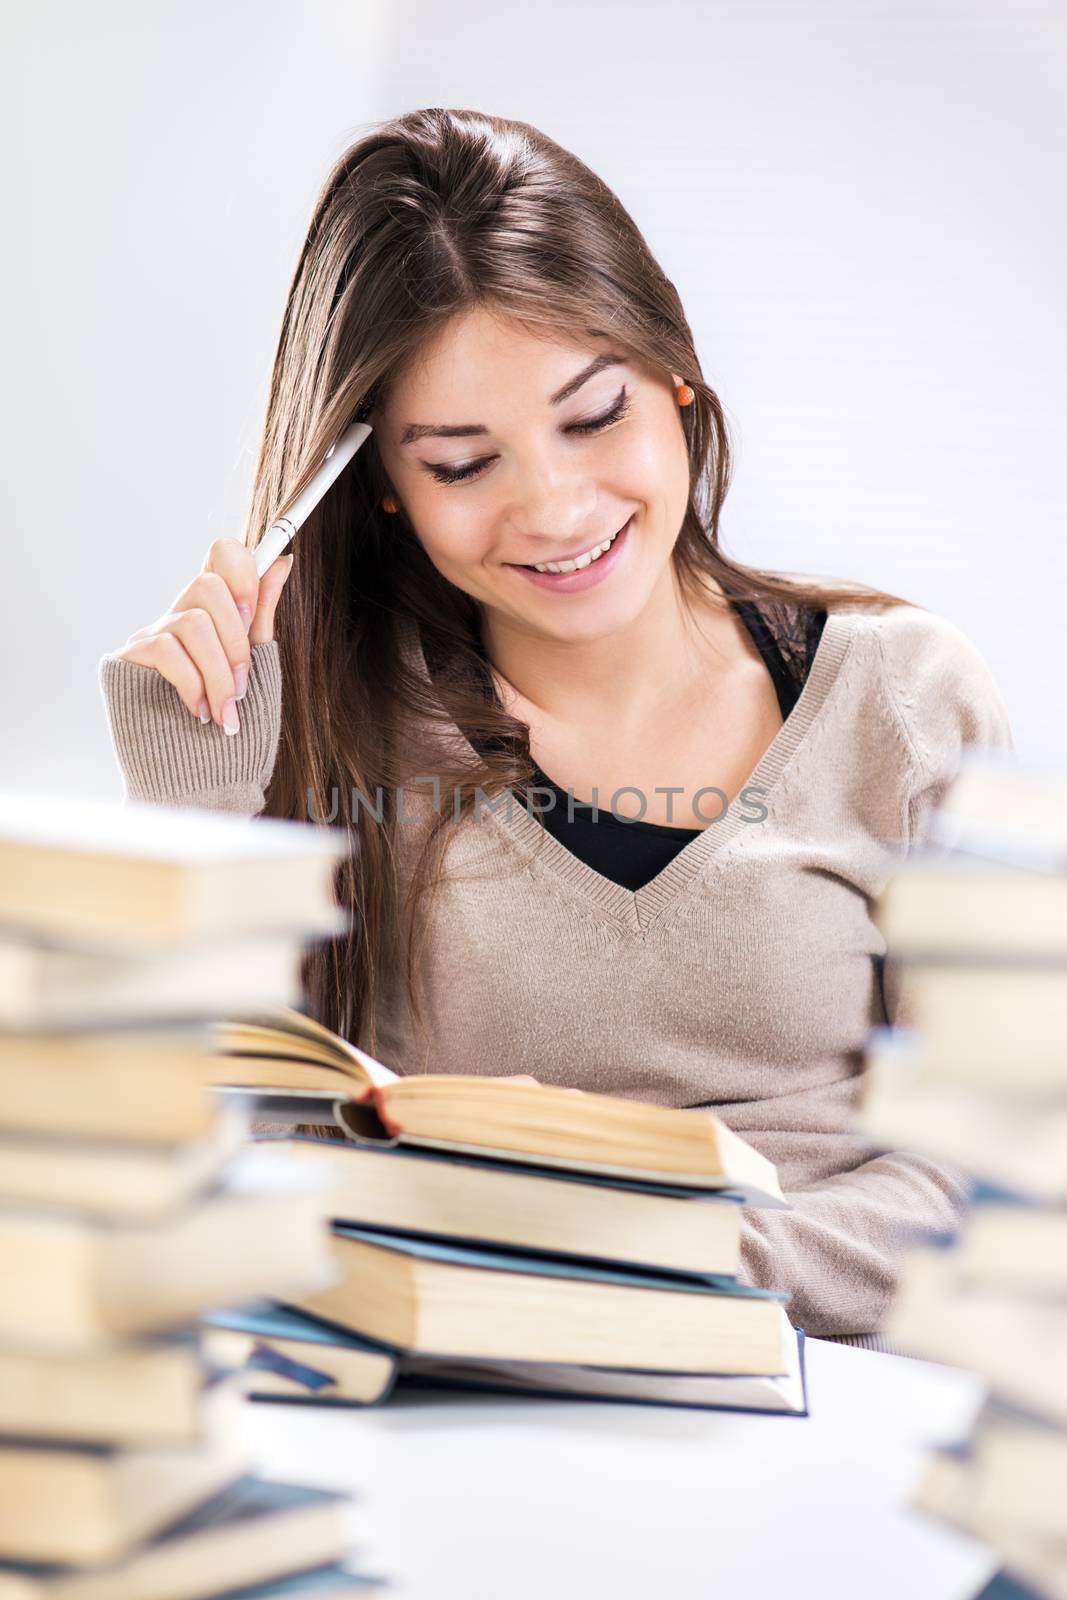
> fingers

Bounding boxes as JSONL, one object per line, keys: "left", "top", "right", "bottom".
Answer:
{"left": 112, "top": 537, "right": 291, "bottom": 733}
{"left": 181, "top": 539, "right": 293, "bottom": 648}
{"left": 192, "top": 542, "right": 257, "bottom": 669}
{"left": 249, "top": 552, "right": 294, "bottom": 645}
{"left": 196, "top": 538, "right": 261, "bottom": 629}
{"left": 495, "top": 1075, "right": 582, "bottom": 1093}
{"left": 118, "top": 605, "right": 238, "bottom": 730}
{"left": 166, "top": 600, "right": 246, "bottom": 730}
{"left": 113, "top": 630, "right": 212, "bottom": 724}
{"left": 500, "top": 1074, "right": 541, "bottom": 1085}
{"left": 175, "top": 572, "right": 248, "bottom": 689}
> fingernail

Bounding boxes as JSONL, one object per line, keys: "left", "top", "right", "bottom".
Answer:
{"left": 222, "top": 698, "right": 240, "bottom": 736}
{"left": 238, "top": 603, "right": 253, "bottom": 634}
{"left": 197, "top": 697, "right": 211, "bottom": 723}
{"left": 233, "top": 662, "right": 248, "bottom": 700}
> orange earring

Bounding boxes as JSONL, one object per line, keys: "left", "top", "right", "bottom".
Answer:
{"left": 675, "top": 383, "right": 695, "bottom": 407}
{"left": 382, "top": 495, "right": 398, "bottom": 513}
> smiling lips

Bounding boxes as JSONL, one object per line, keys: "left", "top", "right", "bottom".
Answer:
{"left": 508, "top": 516, "right": 633, "bottom": 593}
{"left": 509, "top": 517, "right": 631, "bottom": 573}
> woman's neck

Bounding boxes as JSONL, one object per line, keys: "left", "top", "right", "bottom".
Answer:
{"left": 481, "top": 567, "right": 739, "bottom": 735}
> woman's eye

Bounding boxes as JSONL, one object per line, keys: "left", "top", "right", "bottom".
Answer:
{"left": 426, "top": 386, "right": 632, "bottom": 486}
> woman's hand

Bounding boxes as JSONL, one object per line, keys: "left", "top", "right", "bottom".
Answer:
{"left": 111, "top": 538, "right": 294, "bottom": 733}
{"left": 497, "top": 1075, "right": 583, "bottom": 1094}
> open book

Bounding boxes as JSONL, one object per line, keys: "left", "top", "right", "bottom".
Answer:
{"left": 205, "top": 1006, "right": 785, "bottom": 1205}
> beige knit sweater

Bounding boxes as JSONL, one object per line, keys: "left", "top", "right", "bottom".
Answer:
{"left": 98, "top": 600, "right": 1014, "bottom": 1340}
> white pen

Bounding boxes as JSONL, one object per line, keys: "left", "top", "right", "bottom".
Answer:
{"left": 254, "top": 412, "right": 376, "bottom": 578}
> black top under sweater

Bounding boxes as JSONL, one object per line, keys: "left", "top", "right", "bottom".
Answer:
{"left": 522, "top": 600, "right": 829, "bottom": 893}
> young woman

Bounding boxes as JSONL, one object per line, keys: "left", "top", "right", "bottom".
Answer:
{"left": 100, "top": 107, "right": 1013, "bottom": 1346}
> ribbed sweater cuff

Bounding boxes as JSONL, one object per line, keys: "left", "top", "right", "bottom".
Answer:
{"left": 97, "top": 641, "right": 283, "bottom": 814}
{"left": 817, "top": 1331, "right": 917, "bottom": 1358}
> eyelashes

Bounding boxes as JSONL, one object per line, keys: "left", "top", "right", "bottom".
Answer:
{"left": 424, "top": 386, "right": 633, "bottom": 487}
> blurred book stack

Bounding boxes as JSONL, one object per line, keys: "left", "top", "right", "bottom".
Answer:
{"left": 0, "top": 789, "right": 384, "bottom": 1599}
{"left": 200, "top": 1007, "right": 809, "bottom": 1416}
{"left": 854, "top": 749, "right": 1067, "bottom": 1600}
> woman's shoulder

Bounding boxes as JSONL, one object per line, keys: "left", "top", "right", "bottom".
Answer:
{"left": 798, "top": 573, "right": 991, "bottom": 664}
{"left": 826, "top": 589, "right": 998, "bottom": 685}
{"left": 755, "top": 573, "right": 1013, "bottom": 773}
{"left": 824, "top": 591, "right": 1015, "bottom": 777}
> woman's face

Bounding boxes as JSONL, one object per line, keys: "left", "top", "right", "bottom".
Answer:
{"left": 372, "top": 307, "right": 692, "bottom": 645}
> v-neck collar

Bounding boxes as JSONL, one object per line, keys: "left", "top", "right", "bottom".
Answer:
{"left": 398, "top": 607, "right": 857, "bottom": 936}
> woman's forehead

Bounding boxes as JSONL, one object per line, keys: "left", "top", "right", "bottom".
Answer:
{"left": 386, "top": 317, "right": 630, "bottom": 426}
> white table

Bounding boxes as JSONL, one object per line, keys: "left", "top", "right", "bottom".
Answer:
{"left": 239, "top": 1337, "right": 1001, "bottom": 1600}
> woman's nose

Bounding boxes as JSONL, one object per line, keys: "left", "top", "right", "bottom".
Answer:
{"left": 501, "top": 473, "right": 599, "bottom": 552}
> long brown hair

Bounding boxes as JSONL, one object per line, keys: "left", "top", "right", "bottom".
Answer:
{"left": 243, "top": 106, "right": 915, "bottom": 1063}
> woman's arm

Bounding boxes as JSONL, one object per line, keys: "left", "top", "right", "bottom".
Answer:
{"left": 98, "top": 640, "right": 282, "bottom": 817}
{"left": 742, "top": 605, "right": 1015, "bottom": 1337}
{"left": 738, "top": 1149, "right": 969, "bottom": 1336}
{"left": 97, "top": 537, "right": 292, "bottom": 818}
{"left": 879, "top": 603, "right": 1015, "bottom": 1028}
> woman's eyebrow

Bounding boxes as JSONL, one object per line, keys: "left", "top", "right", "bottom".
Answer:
{"left": 398, "top": 353, "right": 627, "bottom": 446}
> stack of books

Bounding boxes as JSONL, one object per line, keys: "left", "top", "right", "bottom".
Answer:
{"left": 853, "top": 750, "right": 1067, "bottom": 1599}
{"left": 201, "top": 1006, "right": 809, "bottom": 1416}
{"left": 0, "top": 789, "right": 384, "bottom": 1599}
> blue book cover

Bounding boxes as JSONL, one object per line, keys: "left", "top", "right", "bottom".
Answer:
{"left": 0, "top": 1478, "right": 354, "bottom": 1583}
{"left": 206, "top": 1301, "right": 392, "bottom": 1352}
{"left": 329, "top": 1224, "right": 788, "bottom": 1302}
{"left": 252, "top": 1135, "right": 756, "bottom": 1283}
{"left": 258, "top": 1132, "right": 752, "bottom": 1203}
{"left": 966, "top": 1177, "right": 1040, "bottom": 1207}
{"left": 203, "top": 1302, "right": 399, "bottom": 1408}
{"left": 972, "top": 1572, "right": 1048, "bottom": 1600}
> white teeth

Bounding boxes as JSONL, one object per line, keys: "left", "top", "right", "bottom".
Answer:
{"left": 531, "top": 524, "right": 623, "bottom": 574}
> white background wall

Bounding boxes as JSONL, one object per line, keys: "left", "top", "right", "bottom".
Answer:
{"left": 2, "top": 0, "right": 1063, "bottom": 800}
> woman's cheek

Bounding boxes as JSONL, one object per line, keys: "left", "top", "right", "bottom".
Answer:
{"left": 415, "top": 517, "right": 497, "bottom": 586}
